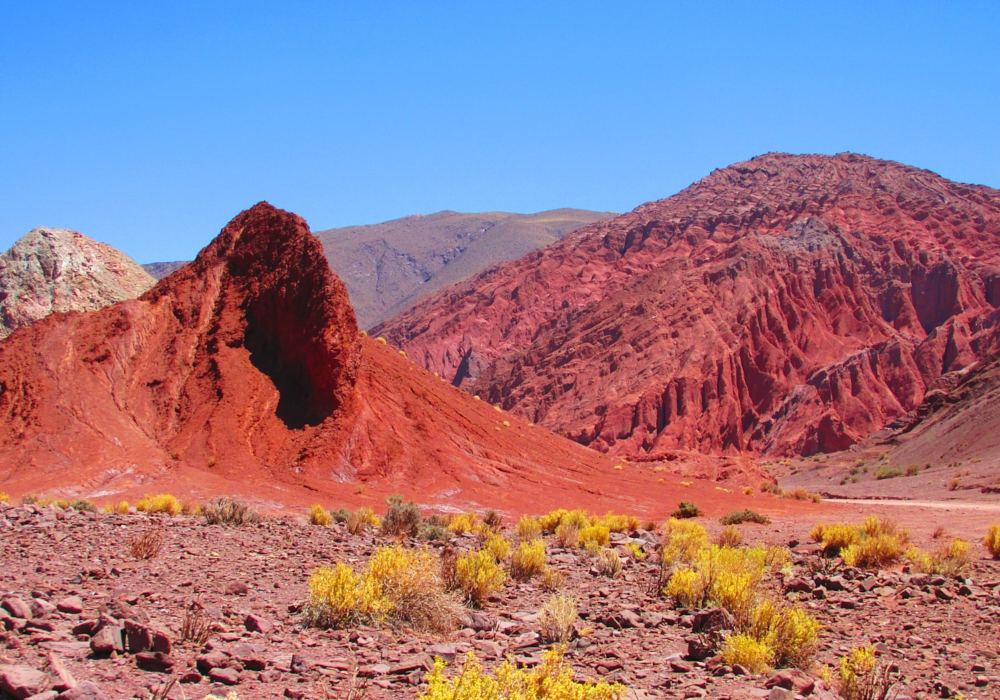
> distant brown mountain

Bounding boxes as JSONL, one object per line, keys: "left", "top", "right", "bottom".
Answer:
{"left": 313, "top": 209, "right": 616, "bottom": 328}
{"left": 142, "top": 261, "right": 188, "bottom": 279}
{"left": 142, "top": 209, "right": 615, "bottom": 328}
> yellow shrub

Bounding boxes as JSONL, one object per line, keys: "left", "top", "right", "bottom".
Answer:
{"left": 456, "top": 550, "right": 507, "bottom": 607}
{"left": 483, "top": 533, "right": 511, "bottom": 562}
{"left": 555, "top": 522, "right": 580, "bottom": 548}
{"left": 538, "top": 594, "right": 578, "bottom": 644}
{"left": 599, "top": 512, "right": 639, "bottom": 533}
{"left": 582, "top": 539, "right": 602, "bottom": 557}
{"left": 713, "top": 571, "right": 759, "bottom": 627}
{"left": 516, "top": 515, "right": 542, "bottom": 541}
{"left": 839, "top": 645, "right": 880, "bottom": 700}
{"left": 841, "top": 534, "right": 904, "bottom": 570}
{"left": 347, "top": 506, "right": 380, "bottom": 534}
{"left": 308, "top": 545, "right": 453, "bottom": 632}
{"left": 721, "top": 634, "right": 774, "bottom": 674}
{"left": 766, "top": 607, "right": 821, "bottom": 669}
{"left": 563, "top": 509, "right": 590, "bottom": 529}
{"left": 665, "top": 567, "right": 705, "bottom": 608}
{"left": 0, "top": 492, "right": 9, "bottom": 504}
{"left": 114, "top": 500, "right": 129, "bottom": 514}
{"left": 662, "top": 518, "right": 708, "bottom": 566}
{"left": 578, "top": 524, "right": 610, "bottom": 548}
{"left": 309, "top": 504, "right": 332, "bottom": 527}
{"left": 306, "top": 563, "right": 391, "bottom": 628}
{"left": 808, "top": 523, "right": 826, "bottom": 542}
{"left": 820, "top": 524, "right": 859, "bottom": 552}
{"left": 448, "top": 512, "right": 478, "bottom": 535}
{"left": 511, "top": 539, "right": 546, "bottom": 581}
{"left": 861, "top": 515, "right": 908, "bottom": 542}
{"left": 625, "top": 542, "right": 647, "bottom": 561}
{"left": 135, "top": 494, "right": 181, "bottom": 516}
{"left": 421, "top": 648, "right": 623, "bottom": 700}
{"left": 539, "top": 509, "right": 568, "bottom": 533}
{"left": 984, "top": 523, "right": 1000, "bottom": 559}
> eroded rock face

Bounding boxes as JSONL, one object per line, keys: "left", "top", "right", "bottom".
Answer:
{"left": 0, "top": 228, "right": 155, "bottom": 338}
{"left": 0, "top": 202, "right": 631, "bottom": 504}
{"left": 375, "top": 153, "right": 1000, "bottom": 457}
{"left": 0, "top": 203, "right": 362, "bottom": 484}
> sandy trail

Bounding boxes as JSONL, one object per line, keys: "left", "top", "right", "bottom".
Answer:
{"left": 828, "top": 498, "right": 1000, "bottom": 511}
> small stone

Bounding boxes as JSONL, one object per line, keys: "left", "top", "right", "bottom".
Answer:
{"left": 89, "top": 627, "right": 123, "bottom": 655}
{"left": 2, "top": 597, "right": 33, "bottom": 620}
{"left": 426, "top": 644, "right": 459, "bottom": 662}
{"left": 0, "top": 665, "right": 50, "bottom": 700}
{"left": 244, "top": 613, "right": 272, "bottom": 634}
{"left": 55, "top": 682, "right": 109, "bottom": 700}
{"left": 290, "top": 654, "right": 310, "bottom": 674}
{"left": 208, "top": 667, "right": 240, "bottom": 686}
{"left": 196, "top": 651, "right": 229, "bottom": 674}
{"left": 225, "top": 582, "right": 249, "bottom": 596}
{"left": 135, "top": 652, "right": 174, "bottom": 673}
{"left": 124, "top": 620, "right": 152, "bottom": 654}
{"left": 765, "top": 668, "right": 815, "bottom": 694}
{"left": 178, "top": 671, "right": 203, "bottom": 684}
{"left": 25, "top": 691, "right": 59, "bottom": 700}
{"left": 47, "top": 653, "right": 76, "bottom": 692}
{"left": 766, "top": 688, "right": 795, "bottom": 700}
{"left": 55, "top": 598, "right": 84, "bottom": 615}
{"left": 31, "top": 599, "right": 57, "bottom": 617}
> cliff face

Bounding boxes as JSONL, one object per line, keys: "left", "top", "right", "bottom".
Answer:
{"left": 0, "top": 227, "right": 155, "bottom": 338}
{"left": 0, "top": 203, "right": 639, "bottom": 509}
{"left": 375, "top": 153, "right": 1000, "bottom": 458}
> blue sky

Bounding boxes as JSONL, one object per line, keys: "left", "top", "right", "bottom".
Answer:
{"left": 2, "top": 2, "right": 998, "bottom": 263}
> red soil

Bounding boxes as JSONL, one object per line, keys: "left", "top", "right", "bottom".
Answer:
{"left": 0, "top": 202, "right": 788, "bottom": 517}
{"left": 375, "top": 153, "right": 1000, "bottom": 460}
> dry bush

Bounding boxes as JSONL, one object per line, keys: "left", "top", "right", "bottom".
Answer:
{"left": 839, "top": 645, "right": 897, "bottom": 700}
{"left": 455, "top": 550, "right": 507, "bottom": 607}
{"left": 0, "top": 492, "right": 8, "bottom": 504}
{"left": 483, "top": 509, "right": 503, "bottom": 531}
{"left": 422, "top": 648, "right": 623, "bottom": 700}
{"left": 510, "top": 539, "right": 546, "bottom": 581}
{"left": 439, "top": 547, "right": 459, "bottom": 591}
{"left": 598, "top": 512, "right": 640, "bottom": 533}
{"left": 717, "top": 525, "right": 742, "bottom": 548}
{"left": 767, "top": 607, "right": 822, "bottom": 668}
{"left": 624, "top": 543, "right": 647, "bottom": 561}
{"left": 555, "top": 522, "right": 580, "bottom": 548}
{"left": 68, "top": 499, "right": 96, "bottom": 512}
{"left": 538, "top": 595, "right": 578, "bottom": 644}
{"left": 135, "top": 494, "right": 182, "bottom": 516}
{"left": 382, "top": 495, "right": 422, "bottom": 537}
{"left": 110, "top": 500, "right": 129, "bottom": 515}
{"left": 179, "top": 601, "right": 214, "bottom": 646}
{"left": 310, "top": 504, "right": 333, "bottom": 527}
{"left": 931, "top": 526, "right": 946, "bottom": 540}
{"left": 347, "top": 507, "right": 379, "bottom": 535}
{"left": 179, "top": 498, "right": 199, "bottom": 516}
{"left": 661, "top": 519, "right": 709, "bottom": 566}
{"left": 597, "top": 548, "right": 622, "bottom": 578}
{"left": 129, "top": 528, "right": 165, "bottom": 560}
{"left": 984, "top": 524, "right": 1000, "bottom": 559}
{"left": 515, "top": 515, "right": 542, "bottom": 542}
{"left": 540, "top": 567, "right": 565, "bottom": 591}
{"left": 907, "top": 539, "right": 972, "bottom": 578}
{"left": 202, "top": 497, "right": 260, "bottom": 526}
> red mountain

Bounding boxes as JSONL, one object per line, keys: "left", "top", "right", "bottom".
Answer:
{"left": 374, "top": 153, "right": 1000, "bottom": 458}
{"left": 0, "top": 202, "right": 698, "bottom": 513}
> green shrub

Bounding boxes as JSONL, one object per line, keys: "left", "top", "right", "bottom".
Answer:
{"left": 720, "top": 509, "right": 769, "bottom": 526}
{"left": 672, "top": 501, "right": 702, "bottom": 519}
{"left": 875, "top": 466, "right": 904, "bottom": 480}
{"left": 382, "top": 495, "right": 422, "bottom": 537}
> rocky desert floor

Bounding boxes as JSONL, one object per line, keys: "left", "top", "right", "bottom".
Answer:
{"left": 2, "top": 495, "right": 1000, "bottom": 700}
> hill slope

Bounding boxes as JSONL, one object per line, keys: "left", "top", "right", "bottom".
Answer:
{"left": 0, "top": 203, "right": 706, "bottom": 512}
{"left": 0, "top": 227, "right": 154, "bottom": 338}
{"left": 375, "top": 153, "right": 1000, "bottom": 459}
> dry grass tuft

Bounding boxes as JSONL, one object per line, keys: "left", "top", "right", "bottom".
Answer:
{"left": 510, "top": 539, "right": 546, "bottom": 581}
{"left": 310, "top": 504, "right": 333, "bottom": 527}
{"left": 129, "top": 528, "right": 165, "bottom": 560}
{"left": 984, "top": 523, "right": 1000, "bottom": 559}
{"left": 202, "top": 497, "right": 260, "bottom": 526}
{"left": 538, "top": 594, "right": 578, "bottom": 644}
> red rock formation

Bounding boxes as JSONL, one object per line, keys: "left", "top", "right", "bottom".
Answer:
{"left": 0, "top": 202, "right": 685, "bottom": 512}
{"left": 374, "top": 153, "right": 1000, "bottom": 458}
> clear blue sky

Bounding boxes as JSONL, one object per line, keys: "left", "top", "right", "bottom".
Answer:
{"left": 2, "top": 2, "right": 998, "bottom": 264}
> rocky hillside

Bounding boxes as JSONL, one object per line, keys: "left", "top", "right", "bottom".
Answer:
{"left": 0, "top": 203, "right": 693, "bottom": 510}
{"left": 141, "top": 260, "right": 187, "bottom": 279}
{"left": 0, "top": 227, "right": 154, "bottom": 339}
{"left": 375, "top": 153, "right": 1000, "bottom": 459}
